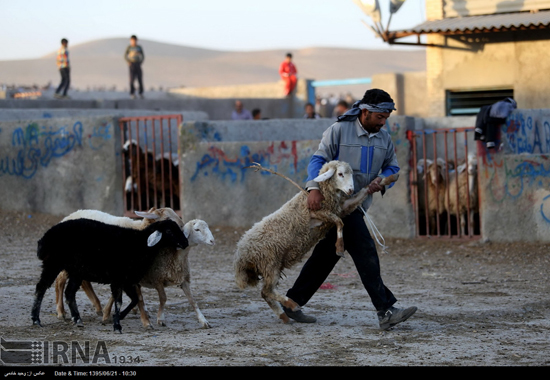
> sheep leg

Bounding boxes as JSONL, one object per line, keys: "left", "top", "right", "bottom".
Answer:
{"left": 54, "top": 271, "right": 68, "bottom": 320}
{"left": 134, "top": 285, "right": 152, "bottom": 328}
{"left": 120, "top": 284, "right": 140, "bottom": 321}
{"left": 179, "top": 280, "right": 211, "bottom": 329}
{"left": 155, "top": 286, "right": 168, "bottom": 326}
{"left": 65, "top": 277, "right": 84, "bottom": 327}
{"left": 102, "top": 296, "right": 114, "bottom": 324}
{"left": 81, "top": 280, "right": 103, "bottom": 316}
{"left": 310, "top": 210, "right": 345, "bottom": 255}
{"left": 31, "top": 266, "right": 62, "bottom": 327}
{"left": 110, "top": 285, "right": 124, "bottom": 333}
{"left": 260, "top": 273, "right": 299, "bottom": 323}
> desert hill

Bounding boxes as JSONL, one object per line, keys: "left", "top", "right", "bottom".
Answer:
{"left": 1, "top": 37, "right": 425, "bottom": 96}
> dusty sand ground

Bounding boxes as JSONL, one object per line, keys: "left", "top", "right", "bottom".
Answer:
{"left": 0, "top": 210, "right": 549, "bottom": 369}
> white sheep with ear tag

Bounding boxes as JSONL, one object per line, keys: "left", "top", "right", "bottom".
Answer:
{"left": 235, "top": 160, "right": 401, "bottom": 323}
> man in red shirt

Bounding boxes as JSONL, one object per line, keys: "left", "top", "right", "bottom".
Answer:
{"left": 279, "top": 53, "right": 297, "bottom": 96}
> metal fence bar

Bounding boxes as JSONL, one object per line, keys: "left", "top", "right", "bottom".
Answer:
{"left": 410, "top": 127, "right": 480, "bottom": 240}
{"left": 118, "top": 114, "right": 183, "bottom": 217}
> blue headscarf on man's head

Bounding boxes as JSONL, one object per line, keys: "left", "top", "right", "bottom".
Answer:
{"left": 336, "top": 100, "right": 396, "bottom": 122}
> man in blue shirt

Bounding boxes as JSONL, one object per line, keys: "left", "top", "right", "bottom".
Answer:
{"left": 284, "top": 88, "right": 417, "bottom": 330}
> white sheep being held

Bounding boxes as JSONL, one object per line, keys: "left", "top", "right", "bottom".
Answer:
{"left": 233, "top": 160, "right": 398, "bottom": 323}
{"left": 54, "top": 207, "right": 184, "bottom": 321}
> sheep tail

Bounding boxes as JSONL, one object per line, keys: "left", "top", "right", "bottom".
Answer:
{"left": 234, "top": 252, "right": 260, "bottom": 289}
{"left": 37, "top": 238, "right": 47, "bottom": 260}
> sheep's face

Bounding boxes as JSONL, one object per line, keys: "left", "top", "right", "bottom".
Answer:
{"left": 315, "top": 161, "right": 354, "bottom": 196}
{"left": 184, "top": 219, "right": 215, "bottom": 246}
{"left": 427, "top": 161, "right": 445, "bottom": 186}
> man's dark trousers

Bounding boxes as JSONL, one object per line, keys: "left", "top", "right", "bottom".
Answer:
{"left": 129, "top": 62, "right": 143, "bottom": 95}
{"left": 56, "top": 67, "right": 70, "bottom": 96}
{"left": 286, "top": 208, "right": 397, "bottom": 311}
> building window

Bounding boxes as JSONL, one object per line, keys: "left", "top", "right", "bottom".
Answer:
{"left": 446, "top": 89, "right": 514, "bottom": 116}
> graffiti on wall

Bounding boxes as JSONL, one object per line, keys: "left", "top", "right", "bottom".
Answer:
{"left": 481, "top": 112, "right": 550, "bottom": 226}
{"left": 0, "top": 121, "right": 112, "bottom": 179}
{"left": 190, "top": 141, "right": 313, "bottom": 183}
{"left": 502, "top": 113, "right": 550, "bottom": 154}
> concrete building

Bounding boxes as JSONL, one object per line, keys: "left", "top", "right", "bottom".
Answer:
{"left": 384, "top": 0, "right": 550, "bottom": 117}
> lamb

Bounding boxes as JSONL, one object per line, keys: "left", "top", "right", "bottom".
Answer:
{"left": 233, "top": 160, "right": 398, "bottom": 323}
{"left": 54, "top": 207, "right": 184, "bottom": 320}
{"left": 101, "top": 219, "right": 215, "bottom": 329}
{"left": 445, "top": 153, "right": 478, "bottom": 236}
{"left": 31, "top": 219, "right": 189, "bottom": 333}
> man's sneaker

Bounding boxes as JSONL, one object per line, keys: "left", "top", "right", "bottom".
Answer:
{"left": 282, "top": 306, "right": 317, "bottom": 323}
{"left": 378, "top": 306, "right": 417, "bottom": 330}
{"left": 54, "top": 93, "right": 63, "bottom": 99}
{"left": 130, "top": 94, "right": 136, "bottom": 99}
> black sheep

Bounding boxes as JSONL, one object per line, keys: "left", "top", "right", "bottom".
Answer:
{"left": 31, "top": 218, "right": 189, "bottom": 333}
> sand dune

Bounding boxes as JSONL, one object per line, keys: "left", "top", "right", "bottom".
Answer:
{"left": 1, "top": 37, "right": 425, "bottom": 96}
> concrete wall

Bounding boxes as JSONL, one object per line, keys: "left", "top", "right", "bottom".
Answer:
{"left": 2, "top": 107, "right": 548, "bottom": 243}
{"left": 0, "top": 96, "right": 306, "bottom": 120}
{"left": 0, "top": 116, "right": 123, "bottom": 217}
{"left": 371, "top": 72, "right": 428, "bottom": 118}
{"left": 477, "top": 109, "right": 550, "bottom": 242}
{"left": 168, "top": 78, "right": 311, "bottom": 102}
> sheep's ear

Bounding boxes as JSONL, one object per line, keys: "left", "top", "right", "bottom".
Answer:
{"left": 147, "top": 231, "right": 162, "bottom": 247}
{"left": 314, "top": 168, "right": 335, "bottom": 182}
{"left": 135, "top": 211, "right": 160, "bottom": 220}
{"left": 183, "top": 222, "right": 192, "bottom": 238}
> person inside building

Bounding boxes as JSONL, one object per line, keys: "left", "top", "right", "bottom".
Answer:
{"left": 283, "top": 88, "right": 418, "bottom": 330}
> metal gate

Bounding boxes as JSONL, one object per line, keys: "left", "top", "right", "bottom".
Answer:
{"left": 118, "top": 115, "right": 183, "bottom": 216}
{"left": 410, "top": 127, "right": 481, "bottom": 239}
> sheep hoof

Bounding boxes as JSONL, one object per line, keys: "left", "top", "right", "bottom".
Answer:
{"left": 279, "top": 313, "right": 290, "bottom": 324}
{"left": 336, "top": 251, "right": 346, "bottom": 258}
{"left": 157, "top": 320, "right": 166, "bottom": 327}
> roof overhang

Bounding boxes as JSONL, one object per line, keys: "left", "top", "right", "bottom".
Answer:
{"left": 384, "top": 10, "right": 550, "bottom": 46}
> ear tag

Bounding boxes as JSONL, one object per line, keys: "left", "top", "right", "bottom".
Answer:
{"left": 147, "top": 231, "right": 162, "bottom": 247}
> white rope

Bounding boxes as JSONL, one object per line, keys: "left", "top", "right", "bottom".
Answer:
{"left": 360, "top": 206, "right": 388, "bottom": 254}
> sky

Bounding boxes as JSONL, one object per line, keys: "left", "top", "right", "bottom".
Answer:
{"left": 0, "top": 0, "right": 426, "bottom": 61}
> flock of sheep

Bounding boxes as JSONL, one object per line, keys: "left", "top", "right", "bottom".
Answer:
{"left": 416, "top": 153, "right": 479, "bottom": 237}
{"left": 30, "top": 160, "right": 398, "bottom": 332}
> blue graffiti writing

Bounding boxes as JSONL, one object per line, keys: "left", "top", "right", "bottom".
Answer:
{"left": 190, "top": 142, "right": 310, "bottom": 184}
{"left": 88, "top": 123, "right": 112, "bottom": 150}
{"left": 541, "top": 195, "right": 550, "bottom": 223}
{"left": 503, "top": 114, "right": 550, "bottom": 154}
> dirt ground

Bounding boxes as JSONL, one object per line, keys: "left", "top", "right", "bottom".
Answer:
{"left": 0, "top": 210, "right": 549, "bottom": 368}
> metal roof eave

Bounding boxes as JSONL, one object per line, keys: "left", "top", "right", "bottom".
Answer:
{"left": 384, "top": 10, "right": 550, "bottom": 45}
